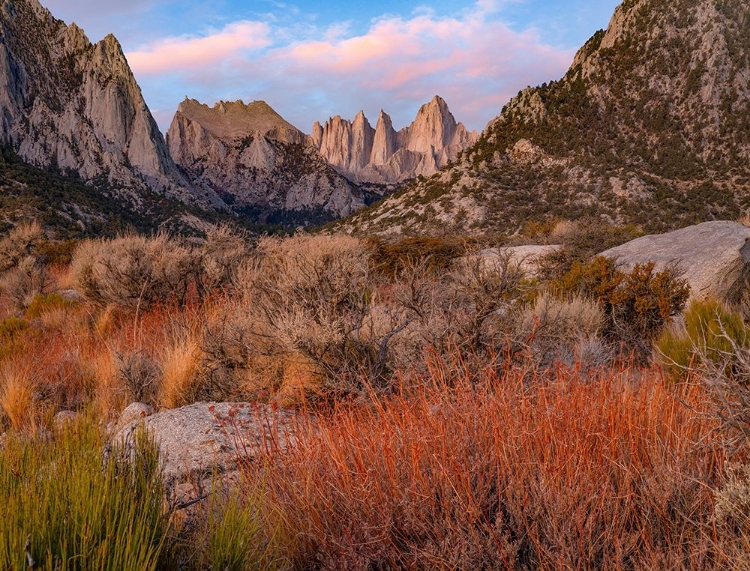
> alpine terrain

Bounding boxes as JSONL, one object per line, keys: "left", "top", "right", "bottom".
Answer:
{"left": 0, "top": 0, "right": 223, "bottom": 210}
{"left": 167, "top": 98, "right": 364, "bottom": 225}
{"left": 339, "top": 0, "right": 750, "bottom": 237}
{"left": 311, "top": 96, "right": 478, "bottom": 185}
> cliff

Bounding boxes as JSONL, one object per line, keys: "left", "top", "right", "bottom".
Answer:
{"left": 0, "top": 0, "right": 222, "bottom": 210}
{"left": 167, "top": 98, "right": 364, "bottom": 222}
{"left": 313, "top": 96, "right": 478, "bottom": 184}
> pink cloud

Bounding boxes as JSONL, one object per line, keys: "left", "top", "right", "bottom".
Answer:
{"left": 127, "top": 21, "right": 272, "bottom": 74}
{"left": 126, "top": 2, "right": 575, "bottom": 132}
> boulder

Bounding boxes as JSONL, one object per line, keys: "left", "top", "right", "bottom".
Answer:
{"left": 599, "top": 221, "right": 750, "bottom": 303}
{"left": 474, "top": 245, "right": 563, "bottom": 276}
{"left": 114, "top": 402, "right": 155, "bottom": 433}
{"left": 113, "top": 402, "right": 298, "bottom": 485}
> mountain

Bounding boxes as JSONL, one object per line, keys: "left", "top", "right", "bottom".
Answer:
{"left": 312, "top": 96, "right": 478, "bottom": 184}
{"left": 167, "top": 98, "right": 364, "bottom": 224}
{"left": 0, "top": 144, "right": 255, "bottom": 239}
{"left": 339, "top": 0, "right": 750, "bottom": 237}
{"left": 0, "top": 0, "right": 223, "bottom": 214}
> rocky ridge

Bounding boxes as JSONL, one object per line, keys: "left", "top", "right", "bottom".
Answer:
{"left": 312, "top": 96, "right": 478, "bottom": 184}
{"left": 168, "top": 98, "right": 363, "bottom": 222}
{"left": 338, "top": 0, "right": 750, "bottom": 237}
{"left": 0, "top": 0, "right": 223, "bottom": 211}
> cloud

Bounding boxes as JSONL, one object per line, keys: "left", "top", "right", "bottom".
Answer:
{"left": 126, "top": 1, "right": 575, "bottom": 132}
{"left": 127, "top": 21, "right": 272, "bottom": 75}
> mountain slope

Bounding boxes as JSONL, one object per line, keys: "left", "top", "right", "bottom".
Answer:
{"left": 312, "top": 96, "right": 478, "bottom": 184}
{"left": 167, "top": 98, "right": 363, "bottom": 224}
{"left": 0, "top": 0, "right": 224, "bottom": 213}
{"left": 339, "top": 0, "right": 750, "bottom": 237}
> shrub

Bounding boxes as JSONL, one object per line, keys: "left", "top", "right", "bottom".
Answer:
{"left": 365, "top": 235, "right": 470, "bottom": 280}
{"left": 714, "top": 462, "right": 750, "bottom": 536}
{"left": 71, "top": 234, "right": 195, "bottom": 311}
{"left": 201, "top": 303, "right": 258, "bottom": 385}
{"left": 516, "top": 293, "right": 604, "bottom": 367}
{"left": 240, "top": 234, "right": 406, "bottom": 398}
{"left": 113, "top": 350, "right": 161, "bottom": 405}
{"left": 25, "top": 292, "right": 75, "bottom": 319}
{"left": 657, "top": 300, "right": 748, "bottom": 381}
{"left": 660, "top": 301, "right": 750, "bottom": 451}
{"left": 34, "top": 238, "right": 78, "bottom": 266}
{"left": 536, "top": 219, "right": 643, "bottom": 281}
{"left": 0, "top": 417, "right": 171, "bottom": 570}
{"left": 557, "top": 257, "right": 689, "bottom": 359}
{"left": 0, "top": 317, "right": 32, "bottom": 361}
{"left": 447, "top": 251, "right": 527, "bottom": 352}
{"left": 0, "top": 316, "right": 29, "bottom": 340}
{"left": 0, "top": 256, "right": 52, "bottom": 312}
{"left": 196, "top": 225, "right": 250, "bottom": 297}
{"left": 0, "top": 221, "right": 44, "bottom": 273}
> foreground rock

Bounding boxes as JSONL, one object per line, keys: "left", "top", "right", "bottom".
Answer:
{"left": 600, "top": 221, "right": 750, "bottom": 303}
{"left": 114, "top": 402, "right": 298, "bottom": 487}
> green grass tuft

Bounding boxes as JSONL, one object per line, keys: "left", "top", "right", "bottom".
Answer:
{"left": 0, "top": 417, "right": 172, "bottom": 570}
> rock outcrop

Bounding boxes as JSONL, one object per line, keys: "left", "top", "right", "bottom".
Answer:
{"left": 168, "top": 98, "right": 363, "bottom": 221}
{"left": 313, "top": 96, "right": 478, "bottom": 184}
{"left": 600, "top": 221, "right": 750, "bottom": 304}
{"left": 0, "top": 0, "right": 221, "bottom": 209}
{"left": 114, "top": 401, "right": 298, "bottom": 485}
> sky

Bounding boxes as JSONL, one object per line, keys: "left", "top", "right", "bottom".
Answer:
{"left": 42, "top": 0, "right": 621, "bottom": 134}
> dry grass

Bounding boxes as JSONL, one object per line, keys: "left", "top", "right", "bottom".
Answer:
{"left": 0, "top": 363, "right": 37, "bottom": 431}
{"left": 245, "top": 360, "right": 729, "bottom": 570}
{"left": 89, "top": 350, "right": 125, "bottom": 420}
{"left": 158, "top": 332, "right": 204, "bottom": 409}
{"left": 2, "top": 230, "right": 750, "bottom": 568}
{"left": 517, "top": 292, "right": 606, "bottom": 367}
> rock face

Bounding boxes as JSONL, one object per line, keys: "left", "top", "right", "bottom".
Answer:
{"left": 168, "top": 98, "right": 363, "bottom": 221}
{"left": 0, "top": 0, "right": 220, "bottom": 208}
{"left": 313, "top": 96, "right": 478, "bottom": 184}
{"left": 600, "top": 221, "right": 750, "bottom": 304}
{"left": 114, "top": 401, "right": 298, "bottom": 485}
{"left": 339, "top": 0, "right": 750, "bottom": 237}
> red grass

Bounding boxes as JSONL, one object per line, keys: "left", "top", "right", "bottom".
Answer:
{"left": 247, "top": 359, "right": 731, "bottom": 570}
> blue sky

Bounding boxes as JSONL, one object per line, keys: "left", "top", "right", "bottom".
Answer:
{"left": 43, "top": 0, "right": 620, "bottom": 132}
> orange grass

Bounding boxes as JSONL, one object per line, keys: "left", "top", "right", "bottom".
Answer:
{"left": 0, "top": 279, "right": 236, "bottom": 424}
{"left": 0, "top": 363, "right": 37, "bottom": 430}
{"left": 248, "top": 359, "right": 730, "bottom": 570}
{"left": 158, "top": 330, "right": 203, "bottom": 409}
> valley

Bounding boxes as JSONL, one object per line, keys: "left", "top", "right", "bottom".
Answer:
{"left": 1, "top": 0, "right": 749, "bottom": 569}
